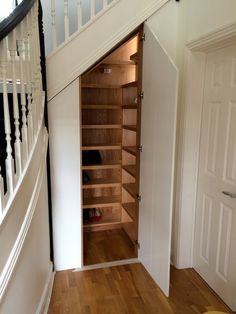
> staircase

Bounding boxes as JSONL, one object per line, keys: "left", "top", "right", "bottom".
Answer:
{"left": 45, "top": 0, "right": 170, "bottom": 100}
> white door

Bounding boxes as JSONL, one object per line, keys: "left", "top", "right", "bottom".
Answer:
{"left": 194, "top": 44, "right": 236, "bottom": 311}
{"left": 138, "top": 24, "right": 178, "bottom": 296}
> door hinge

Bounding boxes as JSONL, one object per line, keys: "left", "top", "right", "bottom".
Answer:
{"left": 138, "top": 145, "right": 142, "bottom": 152}
{"left": 135, "top": 240, "right": 140, "bottom": 250}
{"left": 139, "top": 92, "right": 144, "bottom": 99}
{"left": 141, "top": 34, "right": 145, "bottom": 42}
{"left": 136, "top": 194, "right": 141, "bottom": 202}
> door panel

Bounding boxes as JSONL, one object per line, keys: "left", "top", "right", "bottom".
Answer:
{"left": 194, "top": 44, "right": 236, "bottom": 311}
{"left": 138, "top": 23, "right": 178, "bottom": 296}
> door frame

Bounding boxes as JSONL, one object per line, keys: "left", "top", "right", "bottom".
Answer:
{"left": 174, "top": 22, "right": 236, "bottom": 269}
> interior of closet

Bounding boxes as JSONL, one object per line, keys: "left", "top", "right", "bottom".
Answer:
{"left": 81, "top": 27, "right": 143, "bottom": 265}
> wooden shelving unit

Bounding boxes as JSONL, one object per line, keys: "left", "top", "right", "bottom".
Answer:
{"left": 81, "top": 28, "right": 143, "bottom": 263}
{"left": 83, "top": 178, "right": 121, "bottom": 189}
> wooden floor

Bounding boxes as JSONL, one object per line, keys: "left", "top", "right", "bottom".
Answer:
{"left": 83, "top": 229, "right": 136, "bottom": 265}
{"left": 48, "top": 263, "right": 232, "bottom": 314}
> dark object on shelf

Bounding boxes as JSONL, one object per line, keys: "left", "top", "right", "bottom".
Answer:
{"left": 82, "top": 150, "right": 102, "bottom": 165}
{"left": 83, "top": 208, "right": 102, "bottom": 223}
{"left": 82, "top": 171, "right": 90, "bottom": 184}
{"left": 83, "top": 209, "right": 90, "bottom": 223}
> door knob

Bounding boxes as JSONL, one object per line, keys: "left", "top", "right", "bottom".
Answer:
{"left": 222, "top": 191, "right": 236, "bottom": 198}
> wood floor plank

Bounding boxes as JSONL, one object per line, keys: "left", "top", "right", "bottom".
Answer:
{"left": 48, "top": 264, "right": 232, "bottom": 314}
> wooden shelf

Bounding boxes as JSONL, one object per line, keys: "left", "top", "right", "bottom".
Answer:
{"left": 122, "top": 146, "right": 137, "bottom": 156}
{"left": 130, "top": 52, "right": 138, "bottom": 63}
{"left": 122, "top": 203, "right": 136, "bottom": 220}
{"left": 82, "top": 160, "right": 121, "bottom": 170}
{"left": 81, "top": 83, "right": 121, "bottom": 89}
{"left": 82, "top": 105, "right": 122, "bottom": 110}
{"left": 82, "top": 124, "right": 122, "bottom": 129}
{"left": 122, "top": 104, "right": 137, "bottom": 109}
{"left": 123, "top": 125, "right": 137, "bottom": 132}
{"left": 122, "top": 183, "right": 136, "bottom": 198}
{"left": 101, "top": 60, "right": 135, "bottom": 65}
{"left": 83, "top": 178, "right": 121, "bottom": 189}
{"left": 82, "top": 143, "right": 122, "bottom": 151}
{"left": 83, "top": 195, "right": 121, "bottom": 208}
{"left": 122, "top": 81, "right": 138, "bottom": 88}
{"left": 123, "top": 165, "right": 136, "bottom": 177}
{"left": 83, "top": 219, "right": 121, "bottom": 232}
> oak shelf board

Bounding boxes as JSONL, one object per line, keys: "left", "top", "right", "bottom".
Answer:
{"left": 130, "top": 52, "right": 138, "bottom": 63}
{"left": 82, "top": 105, "right": 122, "bottom": 110}
{"left": 82, "top": 124, "right": 122, "bottom": 129}
{"left": 122, "top": 81, "right": 138, "bottom": 88}
{"left": 83, "top": 218, "right": 121, "bottom": 227}
{"left": 83, "top": 195, "right": 121, "bottom": 208}
{"left": 81, "top": 83, "right": 121, "bottom": 89}
{"left": 123, "top": 125, "right": 137, "bottom": 132}
{"left": 122, "top": 165, "right": 136, "bottom": 177}
{"left": 122, "top": 202, "right": 136, "bottom": 219}
{"left": 122, "top": 183, "right": 136, "bottom": 198}
{"left": 83, "top": 178, "right": 121, "bottom": 189}
{"left": 82, "top": 143, "right": 122, "bottom": 151}
{"left": 82, "top": 160, "right": 122, "bottom": 170}
{"left": 122, "top": 104, "right": 137, "bottom": 109}
{"left": 100, "top": 60, "right": 136, "bottom": 66}
{"left": 122, "top": 146, "right": 137, "bottom": 156}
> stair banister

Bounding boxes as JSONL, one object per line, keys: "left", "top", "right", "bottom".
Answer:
{"left": 0, "top": 0, "right": 47, "bottom": 219}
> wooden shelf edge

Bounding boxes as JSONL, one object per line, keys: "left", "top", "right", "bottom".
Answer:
{"left": 83, "top": 196, "right": 121, "bottom": 208}
{"left": 82, "top": 144, "right": 122, "bottom": 151}
{"left": 83, "top": 178, "right": 121, "bottom": 189}
{"left": 82, "top": 161, "right": 121, "bottom": 170}
{"left": 122, "top": 183, "right": 136, "bottom": 198}
{"left": 82, "top": 105, "right": 122, "bottom": 110}
{"left": 122, "top": 146, "right": 137, "bottom": 156}
{"left": 123, "top": 125, "right": 137, "bottom": 132}
{"left": 81, "top": 83, "right": 121, "bottom": 89}
{"left": 82, "top": 124, "right": 122, "bottom": 129}
{"left": 122, "top": 165, "right": 136, "bottom": 177}
{"left": 122, "top": 81, "right": 138, "bottom": 88}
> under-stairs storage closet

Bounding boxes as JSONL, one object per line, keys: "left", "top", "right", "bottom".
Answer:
{"left": 81, "top": 29, "right": 143, "bottom": 265}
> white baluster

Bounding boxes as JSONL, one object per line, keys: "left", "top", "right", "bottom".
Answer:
{"left": 17, "top": 22, "right": 28, "bottom": 165}
{"left": 90, "top": 0, "right": 95, "bottom": 19}
{"left": 77, "top": 0, "right": 82, "bottom": 30}
{"left": 0, "top": 38, "right": 15, "bottom": 195}
{"left": 64, "top": 0, "right": 69, "bottom": 40}
{"left": 25, "top": 15, "right": 34, "bottom": 150}
{"left": 0, "top": 167, "right": 4, "bottom": 214}
{"left": 51, "top": 0, "right": 57, "bottom": 50}
{"left": 8, "top": 30, "right": 22, "bottom": 178}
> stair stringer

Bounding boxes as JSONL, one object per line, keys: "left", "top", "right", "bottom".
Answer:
{"left": 46, "top": 0, "right": 169, "bottom": 101}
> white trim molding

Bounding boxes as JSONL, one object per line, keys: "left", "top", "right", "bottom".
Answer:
{"left": 36, "top": 263, "right": 55, "bottom": 314}
{"left": 175, "top": 22, "right": 236, "bottom": 269}
{"left": 187, "top": 22, "right": 236, "bottom": 52}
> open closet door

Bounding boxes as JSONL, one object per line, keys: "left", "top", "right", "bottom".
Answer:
{"left": 138, "top": 23, "right": 178, "bottom": 296}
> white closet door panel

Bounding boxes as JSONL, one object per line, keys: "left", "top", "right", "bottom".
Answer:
{"left": 138, "top": 23, "right": 178, "bottom": 296}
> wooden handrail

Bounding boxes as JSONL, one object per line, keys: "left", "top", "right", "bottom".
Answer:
{"left": 0, "top": 0, "right": 36, "bottom": 41}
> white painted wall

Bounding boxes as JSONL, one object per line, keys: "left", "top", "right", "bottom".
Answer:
{"left": 48, "top": 78, "right": 82, "bottom": 271}
{"left": 0, "top": 128, "right": 52, "bottom": 313}
{"left": 1, "top": 170, "right": 52, "bottom": 314}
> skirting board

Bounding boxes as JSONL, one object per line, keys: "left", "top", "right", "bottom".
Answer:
{"left": 36, "top": 262, "right": 55, "bottom": 314}
{"left": 74, "top": 258, "right": 139, "bottom": 272}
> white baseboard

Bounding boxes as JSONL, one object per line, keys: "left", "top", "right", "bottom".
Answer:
{"left": 36, "top": 262, "right": 55, "bottom": 314}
